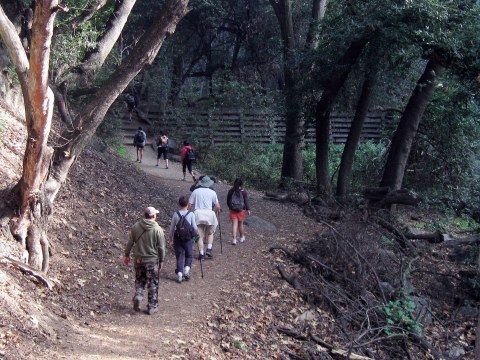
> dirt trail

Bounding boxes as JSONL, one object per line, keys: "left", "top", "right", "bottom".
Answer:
{"left": 28, "top": 118, "right": 324, "bottom": 360}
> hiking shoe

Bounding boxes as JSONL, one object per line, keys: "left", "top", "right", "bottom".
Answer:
{"left": 231, "top": 239, "right": 237, "bottom": 245}
{"left": 184, "top": 272, "right": 190, "bottom": 281}
{"left": 133, "top": 297, "right": 141, "bottom": 312}
{"left": 205, "top": 249, "right": 213, "bottom": 259}
{"left": 184, "top": 266, "right": 190, "bottom": 281}
{"left": 146, "top": 307, "right": 158, "bottom": 315}
{"left": 240, "top": 236, "right": 246, "bottom": 243}
{"left": 198, "top": 253, "right": 204, "bottom": 260}
{"left": 177, "top": 272, "right": 183, "bottom": 283}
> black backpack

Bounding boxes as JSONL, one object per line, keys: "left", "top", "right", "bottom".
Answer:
{"left": 186, "top": 148, "right": 196, "bottom": 161}
{"left": 174, "top": 211, "right": 195, "bottom": 242}
{"left": 230, "top": 190, "right": 245, "bottom": 212}
{"left": 135, "top": 131, "right": 146, "bottom": 144}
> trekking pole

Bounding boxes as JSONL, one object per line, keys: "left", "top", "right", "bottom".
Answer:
{"left": 218, "top": 213, "right": 223, "bottom": 254}
{"left": 194, "top": 235, "right": 203, "bottom": 278}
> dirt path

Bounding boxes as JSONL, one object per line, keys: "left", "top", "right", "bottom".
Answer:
{"left": 27, "top": 119, "right": 324, "bottom": 360}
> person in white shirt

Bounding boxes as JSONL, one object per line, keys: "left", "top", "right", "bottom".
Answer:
{"left": 188, "top": 176, "right": 220, "bottom": 259}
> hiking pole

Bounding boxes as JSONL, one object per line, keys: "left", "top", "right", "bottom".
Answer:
{"left": 218, "top": 213, "right": 223, "bottom": 254}
{"left": 194, "top": 235, "right": 203, "bottom": 278}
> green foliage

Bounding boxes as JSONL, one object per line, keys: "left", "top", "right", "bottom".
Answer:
{"left": 415, "top": 210, "right": 478, "bottom": 233}
{"left": 383, "top": 298, "right": 422, "bottom": 336}
{"left": 51, "top": 22, "right": 100, "bottom": 71}
{"left": 231, "top": 338, "right": 247, "bottom": 351}
{"left": 202, "top": 143, "right": 283, "bottom": 189}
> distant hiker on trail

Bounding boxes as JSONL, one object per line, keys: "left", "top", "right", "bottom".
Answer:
{"left": 188, "top": 176, "right": 220, "bottom": 260}
{"left": 156, "top": 131, "right": 169, "bottom": 169}
{"left": 168, "top": 196, "right": 197, "bottom": 283}
{"left": 134, "top": 127, "right": 146, "bottom": 163}
{"left": 125, "top": 93, "right": 136, "bottom": 121}
{"left": 227, "top": 178, "right": 251, "bottom": 245}
{"left": 124, "top": 206, "right": 166, "bottom": 315}
{"left": 181, "top": 141, "right": 196, "bottom": 182}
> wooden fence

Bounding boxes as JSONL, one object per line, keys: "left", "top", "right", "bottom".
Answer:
{"left": 144, "top": 105, "right": 394, "bottom": 145}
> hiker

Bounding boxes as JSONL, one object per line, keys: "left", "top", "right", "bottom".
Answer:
{"left": 227, "top": 178, "right": 251, "bottom": 245}
{"left": 134, "top": 127, "right": 146, "bottom": 163}
{"left": 125, "top": 93, "right": 136, "bottom": 121}
{"left": 188, "top": 176, "right": 221, "bottom": 259}
{"left": 156, "top": 131, "right": 169, "bottom": 169}
{"left": 181, "top": 141, "right": 196, "bottom": 181}
{"left": 123, "top": 206, "right": 166, "bottom": 315}
{"left": 168, "top": 195, "right": 198, "bottom": 283}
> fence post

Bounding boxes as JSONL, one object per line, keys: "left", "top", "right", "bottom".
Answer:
{"left": 239, "top": 109, "right": 245, "bottom": 143}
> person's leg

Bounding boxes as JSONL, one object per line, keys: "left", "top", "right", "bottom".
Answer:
{"left": 156, "top": 148, "right": 161, "bottom": 166}
{"left": 136, "top": 147, "right": 140, "bottom": 161}
{"left": 197, "top": 225, "right": 205, "bottom": 257}
{"left": 164, "top": 150, "right": 169, "bottom": 168}
{"left": 174, "top": 242, "right": 185, "bottom": 283}
{"left": 133, "top": 263, "right": 146, "bottom": 311}
{"left": 187, "top": 160, "right": 195, "bottom": 181}
{"left": 182, "top": 161, "right": 187, "bottom": 180}
{"left": 238, "top": 211, "right": 246, "bottom": 242}
{"left": 205, "top": 225, "right": 214, "bottom": 258}
{"left": 145, "top": 262, "right": 159, "bottom": 314}
{"left": 231, "top": 216, "right": 239, "bottom": 244}
{"left": 139, "top": 147, "right": 144, "bottom": 162}
{"left": 184, "top": 240, "right": 193, "bottom": 280}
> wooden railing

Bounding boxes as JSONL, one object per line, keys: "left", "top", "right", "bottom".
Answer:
{"left": 143, "top": 105, "right": 394, "bottom": 145}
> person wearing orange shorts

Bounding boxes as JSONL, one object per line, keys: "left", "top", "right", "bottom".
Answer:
{"left": 226, "top": 178, "right": 251, "bottom": 245}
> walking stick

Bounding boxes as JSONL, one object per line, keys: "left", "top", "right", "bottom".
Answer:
{"left": 194, "top": 235, "right": 204, "bottom": 278}
{"left": 218, "top": 215, "right": 223, "bottom": 254}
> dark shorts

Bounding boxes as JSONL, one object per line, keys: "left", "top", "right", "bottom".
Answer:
{"left": 136, "top": 144, "right": 145, "bottom": 149}
{"left": 157, "top": 147, "right": 168, "bottom": 160}
{"left": 182, "top": 160, "right": 192, "bottom": 173}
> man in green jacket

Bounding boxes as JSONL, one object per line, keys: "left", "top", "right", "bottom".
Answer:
{"left": 124, "top": 206, "right": 166, "bottom": 315}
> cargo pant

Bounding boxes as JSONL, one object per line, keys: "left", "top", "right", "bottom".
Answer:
{"left": 134, "top": 260, "right": 159, "bottom": 311}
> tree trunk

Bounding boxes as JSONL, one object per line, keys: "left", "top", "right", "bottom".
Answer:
{"left": 305, "top": 0, "right": 328, "bottom": 49}
{"left": 380, "top": 56, "right": 444, "bottom": 190}
{"left": 315, "top": 38, "right": 369, "bottom": 195}
{"left": 1, "top": 0, "right": 190, "bottom": 272}
{"left": 336, "top": 68, "right": 376, "bottom": 197}
{"left": 270, "top": 0, "right": 304, "bottom": 180}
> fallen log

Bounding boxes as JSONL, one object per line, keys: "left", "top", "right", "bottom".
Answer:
{"left": 3, "top": 257, "right": 53, "bottom": 290}
{"left": 405, "top": 230, "right": 444, "bottom": 244}
{"left": 364, "top": 187, "right": 420, "bottom": 207}
{"left": 276, "top": 265, "right": 302, "bottom": 290}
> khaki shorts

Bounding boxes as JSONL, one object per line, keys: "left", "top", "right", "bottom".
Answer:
{"left": 197, "top": 224, "right": 217, "bottom": 238}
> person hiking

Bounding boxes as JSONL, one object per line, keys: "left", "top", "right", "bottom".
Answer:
{"left": 156, "top": 131, "right": 169, "bottom": 169}
{"left": 181, "top": 141, "right": 196, "bottom": 181}
{"left": 168, "top": 196, "right": 198, "bottom": 283}
{"left": 134, "top": 127, "right": 146, "bottom": 163}
{"left": 188, "top": 176, "right": 221, "bottom": 259}
{"left": 190, "top": 175, "right": 217, "bottom": 192}
{"left": 227, "top": 178, "right": 251, "bottom": 245}
{"left": 125, "top": 93, "right": 136, "bottom": 121}
{"left": 124, "top": 206, "right": 166, "bottom": 315}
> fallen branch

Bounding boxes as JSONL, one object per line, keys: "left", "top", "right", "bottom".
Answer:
{"left": 439, "top": 235, "right": 480, "bottom": 248}
{"left": 309, "top": 332, "right": 334, "bottom": 349}
{"left": 409, "top": 333, "right": 442, "bottom": 360}
{"left": 372, "top": 216, "right": 417, "bottom": 255}
{"left": 270, "top": 246, "right": 298, "bottom": 261}
{"left": 405, "top": 230, "right": 444, "bottom": 244}
{"left": 277, "top": 327, "right": 307, "bottom": 340}
{"left": 3, "top": 257, "right": 53, "bottom": 290}
{"left": 276, "top": 265, "right": 302, "bottom": 290}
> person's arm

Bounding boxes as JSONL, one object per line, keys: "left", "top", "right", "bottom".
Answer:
{"left": 243, "top": 190, "right": 251, "bottom": 215}
{"left": 168, "top": 213, "right": 178, "bottom": 244}
{"left": 124, "top": 230, "right": 135, "bottom": 266}
{"left": 157, "top": 229, "right": 166, "bottom": 271}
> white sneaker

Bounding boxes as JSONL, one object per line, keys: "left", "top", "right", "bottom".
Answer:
{"left": 184, "top": 266, "right": 190, "bottom": 281}
{"left": 177, "top": 272, "right": 183, "bottom": 283}
{"left": 232, "top": 239, "right": 237, "bottom": 245}
{"left": 239, "top": 236, "right": 246, "bottom": 243}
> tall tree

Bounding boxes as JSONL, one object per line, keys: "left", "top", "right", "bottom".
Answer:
{"left": 0, "top": 0, "right": 190, "bottom": 272}
{"left": 270, "top": 0, "right": 326, "bottom": 181}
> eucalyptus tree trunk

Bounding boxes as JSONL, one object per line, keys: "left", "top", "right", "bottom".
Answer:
{"left": 380, "top": 56, "right": 444, "bottom": 190}
{"left": 315, "top": 38, "right": 369, "bottom": 196}
{"left": 336, "top": 68, "right": 377, "bottom": 197}
{"left": 0, "top": 0, "right": 190, "bottom": 272}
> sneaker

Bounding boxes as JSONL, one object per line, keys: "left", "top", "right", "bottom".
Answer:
{"left": 231, "top": 239, "right": 237, "bottom": 245}
{"left": 177, "top": 272, "right": 183, "bottom": 283}
{"left": 133, "top": 297, "right": 141, "bottom": 312}
{"left": 184, "top": 266, "right": 190, "bottom": 279}
{"left": 198, "top": 253, "right": 204, "bottom": 260}
{"left": 240, "top": 236, "right": 246, "bottom": 243}
{"left": 205, "top": 249, "right": 213, "bottom": 259}
{"left": 146, "top": 307, "right": 158, "bottom": 315}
